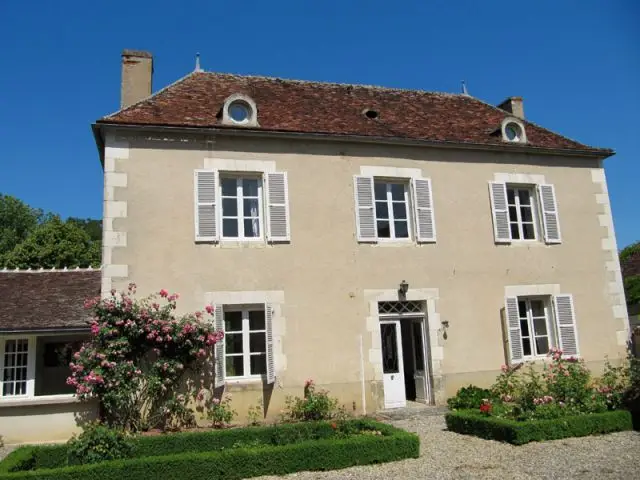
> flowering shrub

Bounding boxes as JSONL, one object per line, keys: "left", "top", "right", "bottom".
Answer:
{"left": 247, "top": 399, "right": 264, "bottom": 426}
{"left": 67, "top": 283, "right": 223, "bottom": 431}
{"left": 67, "top": 423, "right": 133, "bottom": 465}
{"left": 196, "top": 391, "right": 237, "bottom": 428}
{"left": 479, "top": 399, "right": 492, "bottom": 416}
{"left": 281, "top": 379, "right": 346, "bottom": 422}
{"left": 446, "top": 385, "right": 492, "bottom": 410}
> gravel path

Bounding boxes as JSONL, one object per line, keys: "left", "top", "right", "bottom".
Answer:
{"left": 258, "top": 415, "right": 640, "bottom": 480}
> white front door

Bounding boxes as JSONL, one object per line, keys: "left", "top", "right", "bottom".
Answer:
{"left": 411, "top": 318, "right": 430, "bottom": 403}
{"left": 380, "top": 320, "right": 406, "bottom": 408}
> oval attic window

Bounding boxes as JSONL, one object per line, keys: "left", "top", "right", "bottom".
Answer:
{"left": 228, "top": 101, "right": 252, "bottom": 124}
{"left": 504, "top": 122, "right": 523, "bottom": 142}
{"left": 364, "top": 109, "right": 379, "bottom": 119}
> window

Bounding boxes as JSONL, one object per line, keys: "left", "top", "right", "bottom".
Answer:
{"left": 224, "top": 308, "right": 267, "bottom": 378}
{"left": 221, "top": 176, "right": 263, "bottom": 240}
{"left": 222, "top": 94, "right": 259, "bottom": 127}
{"left": 507, "top": 186, "right": 538, "bottom": 240}
{"left": 228, "top": 101, "right": 252, "bottom": 124}
{"left": 374, "top": 180, "right": 411, "bottom": 239}
{"left": 517, "top": 298, "right": 554, "bottom": 358}
{"left": 2, "top": 339, "right": 29, "bottom": 396}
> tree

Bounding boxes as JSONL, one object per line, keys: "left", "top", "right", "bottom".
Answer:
{"left": 2, "top": 216, "right": 101, "bottom": 269}
{"left": 68, "top": 218, "right": 103, "bottom": 243}
{"left": 621, "top": 241, "right": 640, "bottom": 306}
{"left": 0, "top": 194, "right": 41, "bottom": 260}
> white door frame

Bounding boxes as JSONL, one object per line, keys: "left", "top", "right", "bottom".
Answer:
{"left": 410, "top": 317, "right": 431, "bottom": 404}
{"left": 379, "top": 319, "right": 406, "bottom": 409}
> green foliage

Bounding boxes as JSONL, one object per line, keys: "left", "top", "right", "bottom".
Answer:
{"left": 445, "top": 409, "right": 632, "bottom": 445}
{"left": 621, "top": 241, "right": 640, "bottom": 306}
{"left": 624, "top": 276, "right": 640, "bottom": 306}
{"left": 67, "top": 423, "right": 134, "bottom": 465}
{"left": 196, "top": 393, "right": 237, "bottom": 428}
{"left": 0, "top": 194, "right": 41, "bottom": 262}
{"left": 2, "top": 216, "right": 100, "bottom": 269}
{"left": 0, "top": 420, "right": 417, "bottom": 479}
{"left": 447, "top": 385, "right": 492, "bottom": 410}
{"left": 246, "top": 399, "right": 263, "bottom": 426}
{"left": 280, "top": 380, "right": 346, "bottom": 422}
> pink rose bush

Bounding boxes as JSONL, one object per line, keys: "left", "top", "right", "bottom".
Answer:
{"left": 68, "top": 283, "right": 223, "bottom": 431}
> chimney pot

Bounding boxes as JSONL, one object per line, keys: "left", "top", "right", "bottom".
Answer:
{"left": 120, "top": 49, "right": 153, "bottom": 109}
{"left": 497, "top": 96, "right": 524, "bottom": 119}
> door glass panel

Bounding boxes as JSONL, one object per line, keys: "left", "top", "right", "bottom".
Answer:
{"left": 412, "top": 322, "right": 425, "bottom": 371}
{"left": 380, "top": 323, "right": 399, "bottom": 374}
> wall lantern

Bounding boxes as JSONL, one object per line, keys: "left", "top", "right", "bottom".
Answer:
{"left": 398, "top": 280, "right": 409, "bottom": 297}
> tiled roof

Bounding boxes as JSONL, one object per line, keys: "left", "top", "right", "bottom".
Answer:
{"left": 99, "top": 72, "right": 611, "bottom": 155}
{"left": 0, "top": 269, "right": 100, "bottom": 332}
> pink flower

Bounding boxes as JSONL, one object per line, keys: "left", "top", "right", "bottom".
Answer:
{"left": 205, "top": 305, "right": 214, "bottom": 314}
{"left": 500, "top": 365, "right": 508, "bottom": 373}
{"left": 128, "top": 282, "right": 137, "bottom": 293}
{"left": 110, "top": 289, "right": 116, "bottom": 296}
{"left": 91, "top": 322, "right": 100, "bottom": 336}
{"left": 159, "top": 289, "right": 169, "bottom": 298}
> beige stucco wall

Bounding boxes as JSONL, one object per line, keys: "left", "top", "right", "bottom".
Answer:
{"left": 102, "top": 130, "right": 627, "bottom": 419}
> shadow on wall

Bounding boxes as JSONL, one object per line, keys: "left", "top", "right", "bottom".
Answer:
{"left": 214, "top": 380, "right": 274, "bottom": 419}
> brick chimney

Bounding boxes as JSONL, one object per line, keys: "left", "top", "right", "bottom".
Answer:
{"left": 120, "top": 50, "right": 153, "bottom": 109}
{"left": 497, "top": 97, "right": 524, "bottom": 119}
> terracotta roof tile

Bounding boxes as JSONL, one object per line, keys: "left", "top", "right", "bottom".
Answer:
{"left": 99, "top": 72, "right": 611, "bottom": 155}
{"left": 0, "top": 270, "right": 100, "bottom": 332}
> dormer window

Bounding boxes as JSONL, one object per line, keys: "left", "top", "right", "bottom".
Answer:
{"left": 222, "top": 94, "right": 259, "bottom": 127}
{"left": 501, "top": 117, "right": 527, "bottom": 144}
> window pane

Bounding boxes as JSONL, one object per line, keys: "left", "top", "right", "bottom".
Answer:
{"left": 380, "top": 323, "right": 399, "bottom": 374}
{"left": 520, "top": 319, "right": 529, "bottom": 336}
{"left": 522, "top": 223, "right": 535, "bottom": 240}
{"left": 390, "top": 184, "right": 404, "bottom": 201}
{"left": 243, "top": 219, "right": 260, "bottom": 237}
{"left": 250, "top": 332, "right": 266, "bottom": 353}
{"left": 243, "top": 199, "right": 259, "bottom": 217}
{"left": 222, "top": 198, "right": 237, "bottom": 217}
{"left": 507, "top": 188, "right": 515, "bottom": 204}
{"left": 224, "top": 311, "right": 243, "bottom": 331}
{"left": 522, "top": 338, "right": 532, "bottom": 356}
{"left": 226, "top": 356, "right": 244, "bottom": 377}
{"left": 530, "top": 300, "right": 545, "bottom": 317}
{"left": 374, "top": 182, "right": 387, "bottom": 200}
{"left": 535, "top": 337, "right": 549, "bottom": 355}
{"left": 242, "top": 179, "right": 259, "bottom": 197}
{"left": 518, "top": 189, "right": 531, "bottom": 205}
{"left": 520, "top": 206, "right": 532, "bottom": 222}
{"left": 250, "top": 354, "right": 267, "bottom": 375}
{"left": 249, "top": 310, "right": 265, "bottom": 330}
{"left": 377, "top": 221, "right": 390, "bottom": 238}
{"left": 533, "top": 317, "right": 548, "bottom": 336}
{"left": 375, "top": 201, "right": 389, "bottom": 219}
{"left": 221, "top": 178, "right": 237, "bottom": 197}
{"left": 394, "top": 221, "right": 409, "bottom": 238}
{"left": 508, "top": 206, "right": 518, "bottom": 222}
{"left": 518, "top": 301, "right": 527, "bottom": 317}
{"left": 225, "top": 333, "right": 243, "bottom": 354}
{"left": 3, "top": 383, "right": 13, "bottom": 396}
{"left": 392, "top": 202, "right": 407, "bottom": 220}
{"left": 223, "top": 219, "right": 238, "bottom": 237}
{"left": 510, "top": 223, "right": 520, "bottom": 240}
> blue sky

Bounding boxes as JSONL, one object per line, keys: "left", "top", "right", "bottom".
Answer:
{"left": 0, "top": 0, "right": 638, "bottom": 247}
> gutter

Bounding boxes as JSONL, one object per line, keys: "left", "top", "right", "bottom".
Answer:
{"left": 92, "top": 122, "right": 614, "bottom": 161}
{"left": 0, "top": 327, "right": 90, "bottom": 335}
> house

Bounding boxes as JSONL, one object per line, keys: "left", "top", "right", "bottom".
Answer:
{"left": 0, "top": 269, "right": 100, "bottom": 444}
{"left": 90, "top": 49, "right": 629, "bottom": 420}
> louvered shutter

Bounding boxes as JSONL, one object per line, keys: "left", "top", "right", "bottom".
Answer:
{"left": 505, "top": 297, "right": 524, "bottom": 364}
{"left": 265, "top": 303, "right": 275, "bottom": 384}
{"left": 354, "top": 175, "right": 376, "bottom": 242}
{"left": 554, "top": 294, "right": 579, "bottom": 356}
{"left": 538, "top": 184, "right": 562, "bottom": 244}
{"left": 214, "top": 304, "right": 225, "bottom": 388}
{"left": 266, "top": 172, "right": 291, "bottom": 242}
{"left": 489, "top": 182, "right": 511, "bottom": 243}
{"left": 194, "top": 169, "right": 219, "bottom": 242}
{"left": 411, "top": 178, "right": 436, "bottom": 242}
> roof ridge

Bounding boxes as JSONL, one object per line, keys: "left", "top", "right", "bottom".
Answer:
{"left": 103, "top": 71, "right": 199, "bottom": 119}
{"left": 0, "top": 266, "right": 102, "bottom": 273}
{"left": 200, "top": 71, "right": 461, "bottom": 98}
{"left": 463, "top": 95, "right": 613, "bottom": 153}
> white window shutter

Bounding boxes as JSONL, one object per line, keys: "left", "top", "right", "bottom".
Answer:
{"left": 266, "top": 172, "right": 291, "bottom": 242}
{"left": 505, "top": 297, "right": 524, "bottom": 364}
{"left": 538, "top": 184, "right": 561, "bottom": 244}
{"left": 411, "top": 178, "right": 436, "bottom": 242}
{"left": 489, "top": 182, "right": 511, "bottom": 243}
{"left": 354, "top": 175, "right": 376, "bottom": 242}
{"left": 265, "top": 303, "right": 275, "bottom": 384}
{"left": 554, "top": 294, "right": 579, "bottom": 356}
{"left": 214, "top": 304, "right": 225, "bottom": 388}
{"left": 194, "top": 169, "right": 219, "bottom": 242}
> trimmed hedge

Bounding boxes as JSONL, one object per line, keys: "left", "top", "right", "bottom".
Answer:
{"left": 445, "top": 409, "right": 633, "bottom": 445}
{"left": 0, "top": 420, "right": 419, "bottom": 479}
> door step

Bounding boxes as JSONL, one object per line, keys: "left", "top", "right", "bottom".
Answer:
{"left": 376, "top": 403, "right": 449, "bottom": 421}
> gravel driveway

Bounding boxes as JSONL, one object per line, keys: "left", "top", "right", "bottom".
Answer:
{"left": 258, "top": 414, "right": 640, "bottom": 480}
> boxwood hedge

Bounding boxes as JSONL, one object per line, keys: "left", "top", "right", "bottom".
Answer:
{"left": 445, "top": 409, "right": 632, "bottom": 445}
{"left": 0, "top": 419, "right": 419, "bottom": 479}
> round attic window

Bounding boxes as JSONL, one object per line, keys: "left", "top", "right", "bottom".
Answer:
{"left": 504, "top": 122, "right": 523, "bottom": 142}
{"left": 364, "top": 109, "right": 379, "bottom": 119}
{"left": 228, "top": 101, "right": 252, "bottom": 124}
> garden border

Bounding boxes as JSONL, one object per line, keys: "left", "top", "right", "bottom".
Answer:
{"left": 445, "top": 409, "right": 633, "bottom": 445}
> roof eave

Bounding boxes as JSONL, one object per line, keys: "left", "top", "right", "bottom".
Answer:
{"left": 0, "top": 326, "right": 91, "bottom": 335}
{"left": 94, "top": 122, "right": 615, "bottom": 160}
